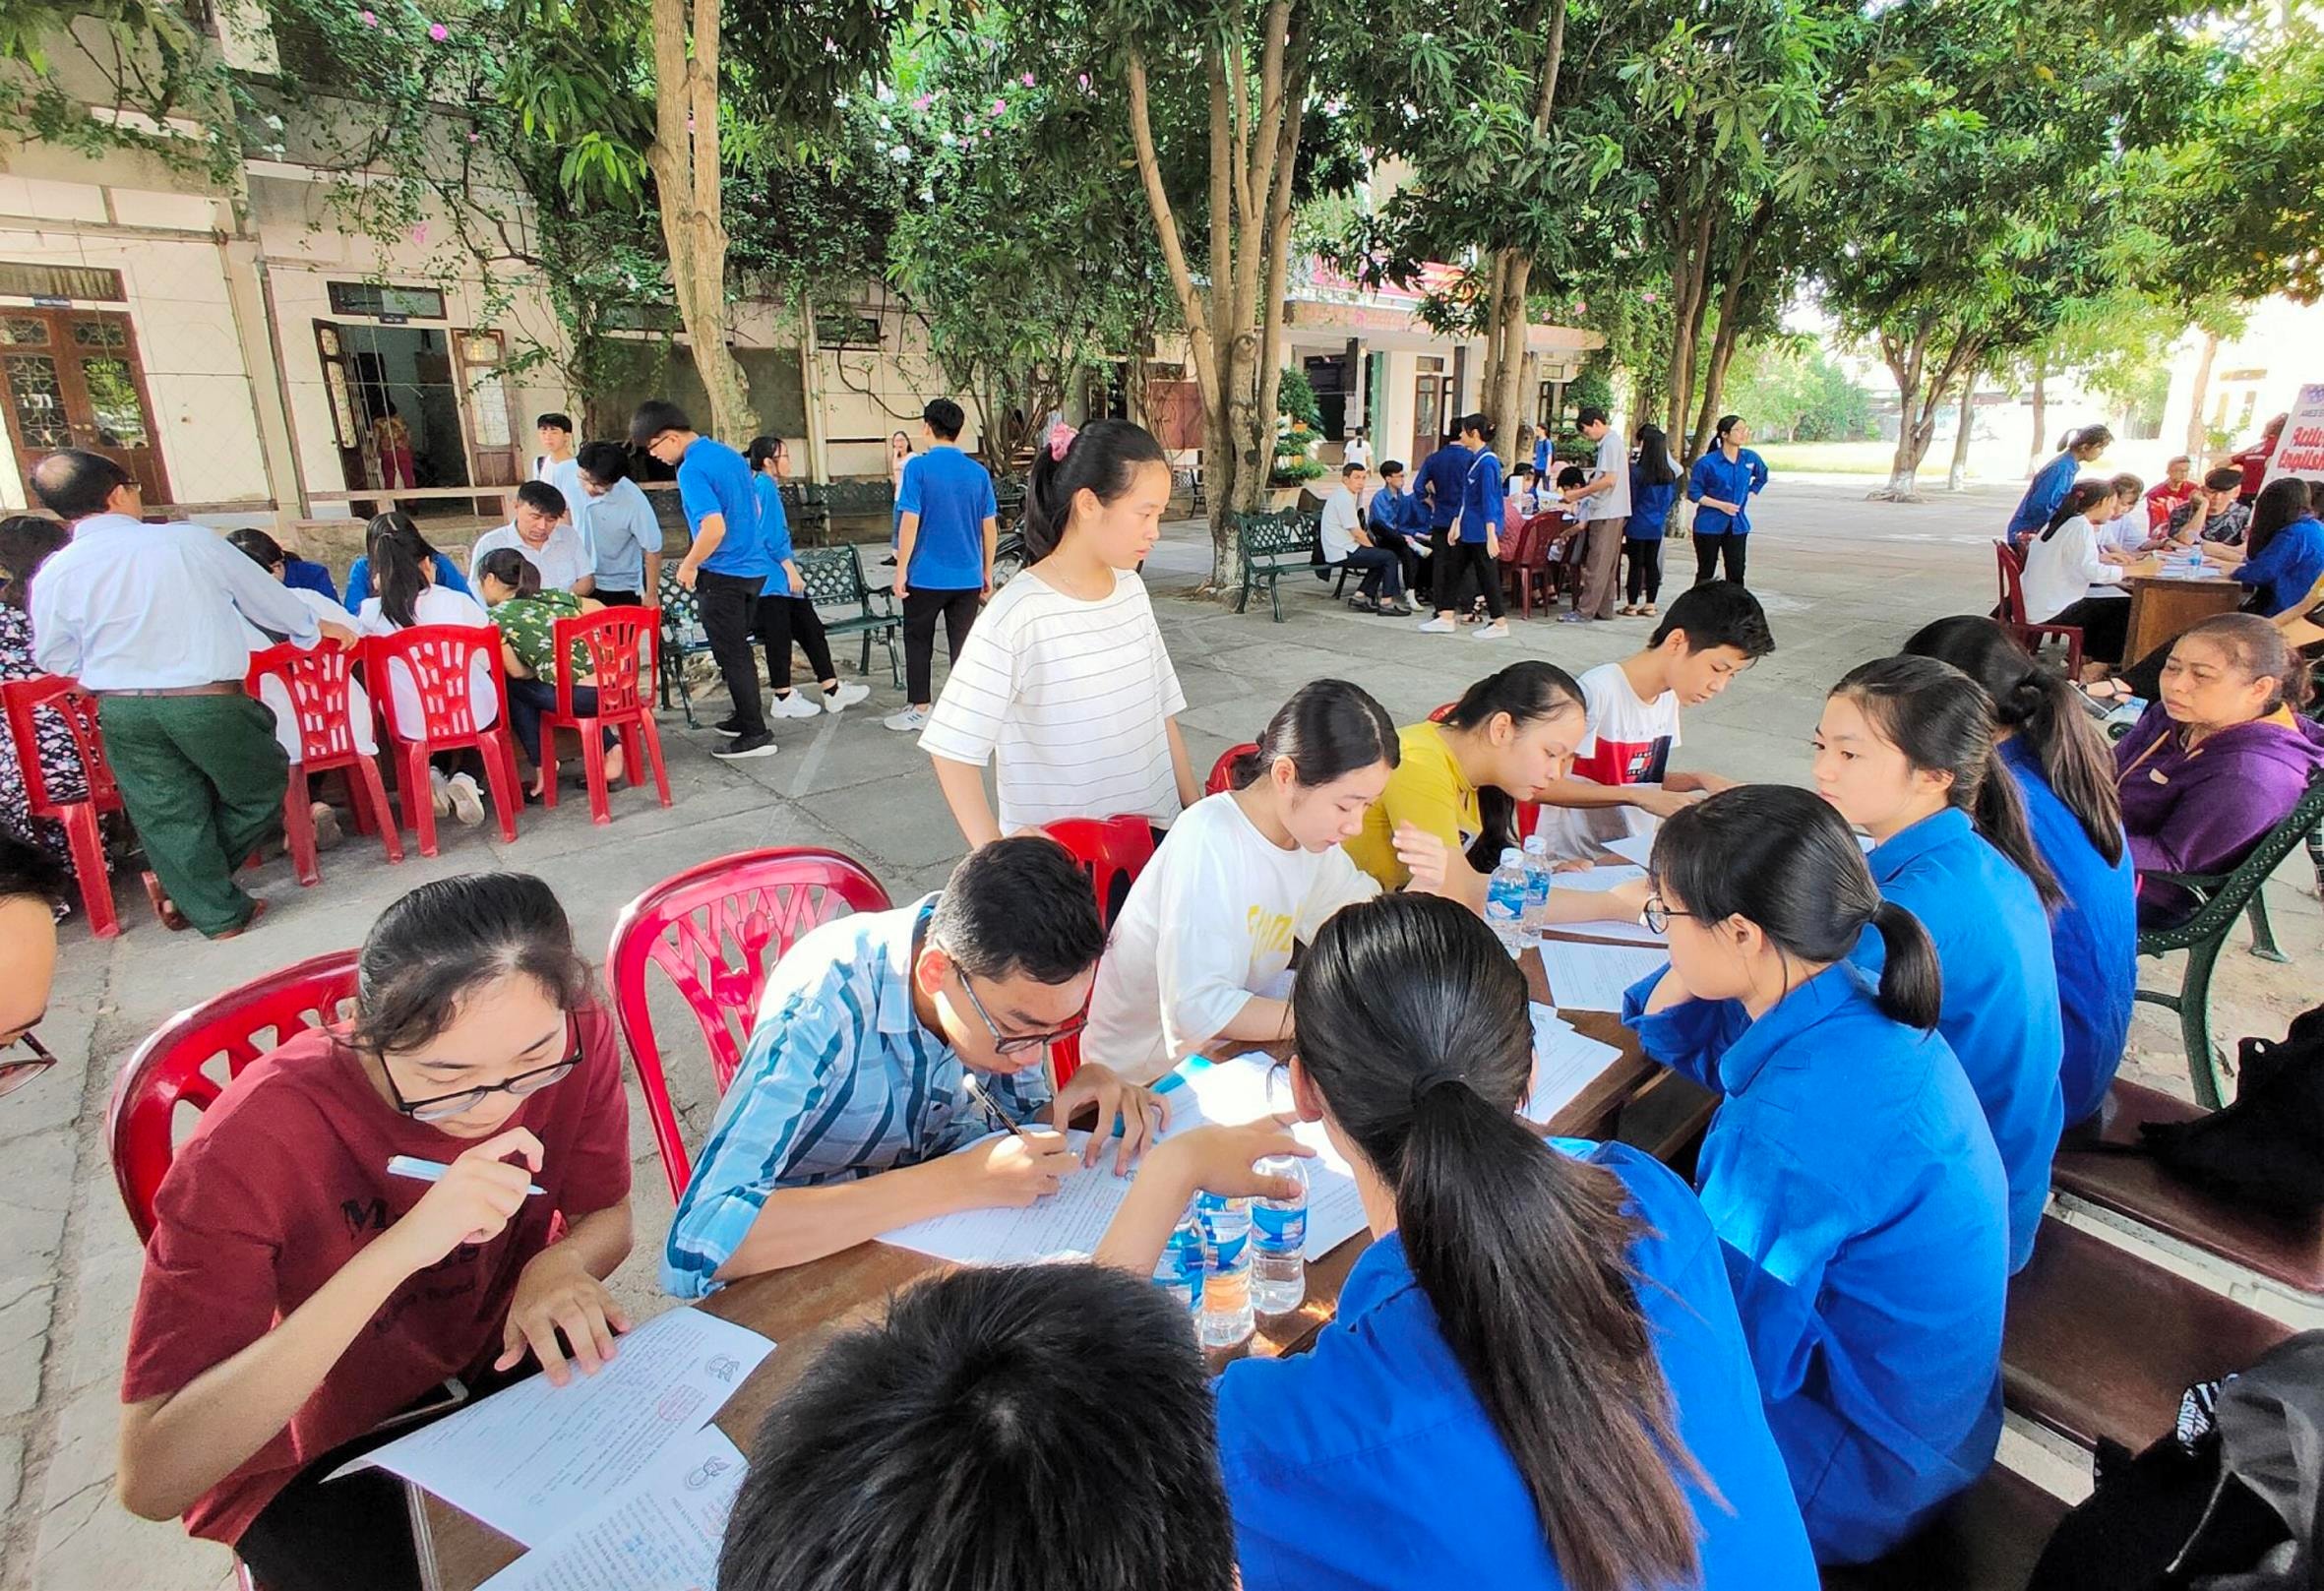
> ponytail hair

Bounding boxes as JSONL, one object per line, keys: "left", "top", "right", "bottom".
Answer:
{"left": 2042, "top": 479, "right": 2113, "bottom": 540}
{"left": 1227, "top": 678, "right": 1398, "bottom": 791}
{"left": 1832, "top": 655, "right": 2063, "bottom": 909}
{"left": 1652, "top": 785, "right": 1943, "bottom": 1030}
{"left": 1021, "top": 417, "right": 1167, "bottom": 562}
{"left": 1903, "top": 616, "right": 2124, "bottom": 866}
{"left": 476, "top": 546, "right": 542, "bottom": 600}
{"left": 1442, "top": 660, "right": 1590, "bottom": 861}
{"left": 1293, "top": 894, "right": 1704, "bottom": 1591}
{"left": 364, "top": 511, "right": 438, "bottom": 631}
{"left": 2060, "top": 424, "right": 2113, "bottom": 456}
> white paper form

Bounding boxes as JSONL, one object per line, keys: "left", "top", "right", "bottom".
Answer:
{"left": 332, "top": 1310, "right": 774, "bottom": 1548}
{"left": 1536, "top": 939, "right": 1669, "bottom": 1013}
{"left": 1523, "top": 1003, "right": 1624, "bottom": 1125}
{"left": 1543, "top": 864, "right": 1664, "bottom": 947}
{"left": 478, "top": 1426, "right": 749, "bottom": 1591}
{"left": 1601, "top": 831, "right": 1658, "bottom": 869}
{"left": 882, "top": 1131, "right": 1147, "bottom": 1264}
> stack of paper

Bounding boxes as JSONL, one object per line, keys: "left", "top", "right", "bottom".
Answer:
{"left": 478, "top": 1425, "right": 750, "bottom": 1591}
{"left": 1524, "top": 1003, "right": 1625, "bottom": 1125}
{"left": 1536, "top": 938, "right": 1668, "bottom": 1013}
{"left": 1544, "top": 864, "right": 1662, "bottom": 947}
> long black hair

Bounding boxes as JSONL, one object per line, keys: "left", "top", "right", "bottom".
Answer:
{"left": 1293, "top": 893, "right": 1705, "bottom": 1591}
{"left": 1652, "top": 785, "right": 1943, "bottom": 1029}
{"left": 0, "top": 515, "right": 69, "bottom": 613}
{"left": 2059, "top": 424, "right": 2114, "bottom": 456}
{"left": 364, "top": 511, "right": 441, "bottom": 630}
{"left": 2041, "top": 479, "right": 2114, "bottom": 540}
{"left": 1022, "top": 418, "right": 1168, "bottom": 562}
{"left": 1633, "top": 424, "right": 1681, "bottom": 487}
{"left": 476, "top": 546, "right": 543, "bottom": 600}
{"left": 1440, "top": 661, "right": 1588, "bottom": 862}
{"left": 1903, "top": 616, "right": 2124, "bottom": 866}
{"left": 1833, "top": 655, "right": 2063, "bottom": 909}
{"left": 2243, "top": 475, "right": 2313, "bottom": 562}
{"left": 349, "top": 873, "right": 591, "bottom": 1056}
{"left": 1229, "top": 679, "right": 1398, "bottom": 791}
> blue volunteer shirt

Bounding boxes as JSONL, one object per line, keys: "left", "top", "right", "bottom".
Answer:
{"left": 1216, "top": 1139, "right": 1818, "bottom": 1590}
{"left": 898, "top": 445, "right": 997, "bottom": 590}
{"left": 1629, "top": 469, "right": 1678, "bottom": 540}
{"left": 1856, "top": 807, "right": 2064, "bottom": 1274}
{"left": 1999, "top": 738, "right": 2135, "bottom": 1125}
{"left": 1625, "top": 962, "right": 2008, "bottom": 1565}
{"left": 677, "top": 435, "right": 772, "bottom": 581}
{"left": 2007, "top": 451, "right": 2081, "bottom": 537}
{"left": 1368, "top": 484, "right": 1422, "bottom": 538}
{"left": 660, "top": 896, "right": 1052, "bottom": 1298}
{"left": 344, "top": 549, "right": 470, "bottom": 607}
{"left": 1413, "top": 447, "right": 1471, "bottom": 530}
{"left": 752, "top": 474, "right": 796, "bottom": 597}
{"left": 2234, "top": 514, "right": 2324, "bottom": 615}
{"left": 1686, "top": 448, "right": 1771, "bottom": 536}
{"left": 1455, "top": 445, "right": 1503, "bottom": 542}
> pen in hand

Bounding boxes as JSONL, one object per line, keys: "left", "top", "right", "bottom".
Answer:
{"left": 962, "top": 1073, "right": 1031, "bottom": 1142}
{"left": 388, "top": 1153, "right": 546, "bottom": 1197}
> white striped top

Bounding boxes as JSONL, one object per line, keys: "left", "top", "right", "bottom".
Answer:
{"left": 920, "top": 567, "right": 1188, "bottom": 832}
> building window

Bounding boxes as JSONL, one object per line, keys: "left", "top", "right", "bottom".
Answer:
{"left": 327, "top": 281, "right": 450, "bottom": 321}
{"left": 815, "top": 313, "right": 883, "bottom": 350}
{"left": 0, "top": 263, "right": 127, "bottom": 303}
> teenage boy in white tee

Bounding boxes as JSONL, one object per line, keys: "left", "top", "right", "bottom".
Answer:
{"left": 1532, "top": 581, "right": 1776, "bottom": 860}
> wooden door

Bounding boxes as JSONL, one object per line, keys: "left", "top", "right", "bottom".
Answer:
{"left": 1411, "top": 371, "right": 1448, "bottom": 466}
{"left": 453, "top": 328, "right": 520, "bottom": 488}
{"left": 312, "top": 321, "right": 370, "bottom": 489}
{"left": 1, "top": 308, "right": 169, "bottom": 505}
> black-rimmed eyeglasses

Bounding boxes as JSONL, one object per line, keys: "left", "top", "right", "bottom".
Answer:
{"left": 380, "top": 1027, "right": 581, "bottom": 1123}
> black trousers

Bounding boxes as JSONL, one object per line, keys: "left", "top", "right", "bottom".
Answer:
{"left": 591, "top": 587, "right": 642, "bottom": 609}
{"left": 695, "top": 569, "right": 767, "bottom": 735}
{"left": 1339, "top": 546, "right": 1405, "bottom": 602}
{"left": 1372, "top": 526, "right": 1427, "bottom": 601}
{"left": 754, "top": 593, "right": 837, "bottom": 693}
{"left": 1624, "top": 539, "right": 1665, "bottom": 604}
{"left": 1693, "top": 532, "right": 1747, "bottom": 584}
{"left": 1433, "top": 529, "right": 1505, "bottom": 619}
{"left": 903, "top": 587, "right": 980, "bottom": 704}
{"left": 2048, "top": 595, "right": 2132, "bottom": 666}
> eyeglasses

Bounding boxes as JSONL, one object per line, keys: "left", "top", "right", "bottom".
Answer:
{"left": 1641, "top": 894, "right": 1695, "bottom": 936}
{"left": 0, "top": 1030, "right": 56, "bottom": 1100}
{"left": 380, "top": 1027, "right": 581, "bottom": 1123}
{"left": 951, "top": 965, "right": 1088, "bottom": 1057}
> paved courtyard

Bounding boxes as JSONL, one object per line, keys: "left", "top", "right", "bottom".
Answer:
{"left": 4, "top": 477, "right": 2316, "bottom": 1588}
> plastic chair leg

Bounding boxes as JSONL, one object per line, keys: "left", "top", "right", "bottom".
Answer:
{"left": 637, "top": 714, "right": 672, "bottom": 808}
{"left": 62, "top": 804, "right": 118, "bottom": 938}
{"left": 482, "top": 733, "right": 521, "bottom": 843}
{"left": 2244, "top": 890, "right": 2288, "bottom": 963}
{"left": 280, "top": 770, "right": 321, "bottom": 887}
{"left": 401, "top": 745, "right": 440, "bottom": 857}
{"left": 580, "top": 724, "right": 612, "bottom": 826}
{"left": 349, "top": 757, "right": 404, "bottom": 863}
{"left": 538, "top": 724, "right": 562, "bottom": 812}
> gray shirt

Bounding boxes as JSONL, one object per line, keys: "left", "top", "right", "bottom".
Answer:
{"left": 1578, "top": 430, "right": 1632, "bottom": 521}
{"left": 583, "top": 477, "right": 659, "bottom": 591}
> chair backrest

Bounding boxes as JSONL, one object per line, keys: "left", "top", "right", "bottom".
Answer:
{"left": 1, "top": 674, "right": 116, "bottom": 816}
{"left": 606, "top": 848, "right": 892, "bottom": 1200}
{"left": 107, "top": 951, "right": 361, "bottom": 1242}
{"left": 363, "top": 624, "right": 508, "bottom": 742}
{"left": 1511, "top": 511, "right": 1565, "bottom": 569}
{"left": 1994, "top": 541, "right": 2032, "bottom": 625}
{"left": 552, "top": 608, "right": 655, "bottom": 717}
{"left": 1235, "top": 510, "right": 1313, "bottom": 562}
{"left": 243, "top": 643, "right": 364, "bottom": 767}
{"left": 1040, "top": 815, "right": 1156, "bottom": 930}
{"left": 795, "top": 545, "right": 877, "bottom": 614}
{"left": 1206, "top": 743, "right": 1258, "bottom": 795}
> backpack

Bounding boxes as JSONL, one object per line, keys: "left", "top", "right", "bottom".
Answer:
{"left": 2141, "top": 1003, "right": 2324, "bottom": 1213}
{"left": 2029, "top": 1332, "right": 2324, "bottom": 1590}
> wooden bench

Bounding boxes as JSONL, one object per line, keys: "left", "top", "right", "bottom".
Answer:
{"left": 1819, "top": 1466, "right": 2066, "bottom": 1591}
{"left": 2003, "top": 1218, "right": 2293, "bottom": 1452}
{"left": 1233, "top": 509, "right": 1319, "bottom": 622}
{"left": 794, "top": 545, "right": 904, "bottom": 689}
{"left": 2051, "top": 1080, "right": 2324, "bottom": 1296}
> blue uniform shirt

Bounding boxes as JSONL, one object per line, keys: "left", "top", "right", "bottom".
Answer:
{"left": 2000, "top": 738, "right": 2135, "bottom": 1125}
{"left": 1532, "top": 433, "right": 1554, "bottom": 480}
{"left": 1857, "top": 807, "right": 2063, "bottom": 1273}
{"left": 344, "top": 549, "right": 470, "bottom": 606}
{"left": 1625, "top": 962, "right": 2008, "bottom": 1565}
{"left": 2234, "top": 514, "right": 2324, "bottom": 615}
{"left": 1215, "top": 1139, "right": 1818, "bottom": 1590}
{"left": 1455, "top": 445, "right": 1503, "bottom": 542}
{"left": 1686, "top": 448, "right": 1770, "bottom": 536}
{"left": 1629, "top": 471, "right": 1678, "bottom": 540}
{"left": 677, "top": 436, "right": 773, "bottom": 581}
{"left": 897, "top": 445, "right": 997, "bottom": 591}
{"left": 2007, "top": 451, "right": 2080, "bottom": 537}
{"left": 282, "top": 558, "right": 340, "bottom": 604}
{"left": 752, "top": 474, "right": 796, "bottom": 597}
{"left": 1369, "top": 484, "right": 1422, "bottom": 537}
{"left": 1413, "top": 447, "right": 1470, "bottom": 530}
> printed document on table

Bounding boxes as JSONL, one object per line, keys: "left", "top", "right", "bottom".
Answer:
{"left": 478, "top": 1425, "right": 749, "bottom": 1591}
{"left": 1538, "top": 939, "right": 1669, "bottom": 1013}
{"left": 1544, "top": 864, "right": 1664, "bottom": 947}
{"left": 1523, "top": 1003, "right": 1624, "bottom": 1126}
{"left": 331, "top": 1310, "right": 773, "bottom": 1548}
{"left": 1601, "top": 831, "right": 1658, "bottom": 869}
{"left": 883, "top": 1131, "right": 1142, "bottom": 1264}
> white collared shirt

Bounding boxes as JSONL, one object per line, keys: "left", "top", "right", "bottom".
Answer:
{"left": 467, "top": 522, "right": 591, "bottom": 593}
{"left": 31, "top": 514, "right": 323, "bottom": 690}
{"left": 1319, "top": 487, "right": 1365, "bottom": 563}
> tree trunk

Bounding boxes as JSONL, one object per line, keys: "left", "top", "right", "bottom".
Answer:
{"left": 1477, "top": 0, "right": 1566, "bottom": 459}
{"left": 2026, "top": 352, "right": 2048, "bottom": 472}
{"left": 2184, "top": 329, "right": 2219, "bottom": 462}
{"left": 1873, "top": 329, "right": 1929, "bottom": 500}
{"left": 1947, "top": 366, "right": 1978, "bottom": 491}
{"left": 643, "top": 0, "right": 755, "bottom": 442}
{"left": 1686, "top": 196, "right": 1773, "bottom": 460}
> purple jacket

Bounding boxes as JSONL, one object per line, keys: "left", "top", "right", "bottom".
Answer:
{"left": 2113, "top": 703, "right": 2324, "bottom": 923}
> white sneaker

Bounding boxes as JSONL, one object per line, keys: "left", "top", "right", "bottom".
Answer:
{"left": 447, "top": 772, "right": 485, "bottom": 826}
{"left": 823, "top": 682, "right": 871, "bottom": 713}
{"left": 427, "top": 766, "right": 455, "bottom": 818}
{"left": 884, "top": 705, "right": 932, "bottom": 733}
{"left": 1473, "top": 621, "right": 1511, "bottom": 641}
{"left": 1416, "top": 617, "right": 1457, "bottom": 635}
{"left": 768, "top": 691, "right": 823, "bottom": 719}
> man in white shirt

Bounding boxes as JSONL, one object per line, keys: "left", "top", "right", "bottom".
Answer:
{"left": 532, "top": 411, "right": 589, "bottom": 542}
{"left": 29, "top": 450, "right": 344, "bottom": 938}
{"left": 1317, "top": 463, "right": 1412, "bottom": 615}
{"left": 467, "top": 480, "right": 594, "bottom": 594}
{"left": 1560, "top": 405, "right": 1633, "bottom": 624}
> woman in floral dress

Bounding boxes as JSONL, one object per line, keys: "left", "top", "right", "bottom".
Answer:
{"left": 0, "top": 517, "right": 87, "bottom": 886}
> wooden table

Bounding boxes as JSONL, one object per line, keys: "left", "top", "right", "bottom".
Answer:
{"left": 2120, "top": 560, "right": 2244, "bottom": 661}
{"left": 417, "top": 937, "right": 1707, "bottom": 1590}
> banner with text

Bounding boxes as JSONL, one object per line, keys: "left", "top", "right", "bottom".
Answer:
{"left": 2259, "top": 383, "right": 2324, "bottom": 490}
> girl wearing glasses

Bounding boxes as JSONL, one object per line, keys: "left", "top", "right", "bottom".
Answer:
{"left": 1623, "top": 786, "right": 2008, "bottom": 1564}
{"left": 117, "top": 873, "right": 632, "bottom": 1591}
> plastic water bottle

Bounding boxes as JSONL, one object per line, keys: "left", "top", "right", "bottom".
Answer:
{"left": 1485, "top": 846, "right": 1529, "bottom": 956}
{"left": 1196, "top": 1192, "right": 1255, "bottom": 1348}
{"left": 1151, "top": 1200, "right": 1206, "bottom": 1323}
{"left": 1520, "top": 834, "right": 1554, "bottom": 945}
{"left": 1251, "top": 1155, "right": 1310, "bottom": 1315}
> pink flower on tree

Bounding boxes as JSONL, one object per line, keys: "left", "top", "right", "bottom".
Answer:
{"left": 1020, "top": 73, "right": 1035, "bottom": 88}
{"left": 1640, "top": 290, "right": 1658, "bottom": 304}
{"left": 912, "top": 94, "right": 935, "bottom": 111}
{"left": 426, "top": 21, "right": 448, "bottom": 40}
{"left": 1077, "top": 73, "right": 1091, "bottom": 91}
{"left": 358, "top": 9, "right": 376, "bottom": 24}
{"left": 990, "top": 97, "right": 1007, "bottom": 115}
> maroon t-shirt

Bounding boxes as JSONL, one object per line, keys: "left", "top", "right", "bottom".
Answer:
{"left": 119, "top": 1002, "right": 631, "bottom": 1545}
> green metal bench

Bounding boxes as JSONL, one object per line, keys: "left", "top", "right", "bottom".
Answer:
{"left": 795, "top": 545, "right": 904, "bottom": 688}
{"left": 655, "top": 561, "right": 714, "bottom": 726}
{"left": 2134, "top": 771, "right": 2324, "bottom": 1108}
{"left": 1234, "top": 509, "right": 1320, "bottom": 622}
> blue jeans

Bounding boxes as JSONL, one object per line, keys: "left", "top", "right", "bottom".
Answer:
{"left": 506, "top": 677, "right": 614, "bottom": 766}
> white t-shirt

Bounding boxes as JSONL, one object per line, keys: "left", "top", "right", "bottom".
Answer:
{"left": 356, "top": 585, "right": 501, "bottom": 732}
{"left": 1084, "top": 792, "right": 1379, "bottom": 1079}
{"left": 2021, "top": 516, "right": 2123, "bottom": 623}
{"left": 535, "top": 455, "right": 590, "bottom": 546}
{"left": 2093, "top": 511, "right": 2148, "bottom": 559}
{"left": 1577, "top": 430, "right": 1632, "bottom": 520}
{"left": 240, "top": 587, "right": 375, "bottom": 761}
{"left": 1534, "top": 661, "right": 1682, "bottom": 860}
{"left": 468, "top": 523, "right": 592, "bottom": 593}
{"left": 1344, "top": 438, "right": 1370, "bottom": 468}
{"left": 919, "top": 568, "right": 1189, "bottom": 833}
{"left": 1318, "top": 487, "right": 1364, "bottom": 564}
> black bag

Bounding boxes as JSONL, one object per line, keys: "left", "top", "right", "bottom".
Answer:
{"left": 2141, "top": 1003, "right": 2324, "bottom": 1213}
{"left": 2029, "top": 1332, "right": 2324, "bottom": 1591}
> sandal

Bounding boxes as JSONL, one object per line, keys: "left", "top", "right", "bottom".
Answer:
{"left": 141, "top": 871, "right": 190, "bottom": 932}
{"left": 1641, "top": 603, "right": 1659, "bottom": 617}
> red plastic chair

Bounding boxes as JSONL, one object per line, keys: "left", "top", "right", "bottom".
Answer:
{"left": 244, "top": 642, "right": 402, "bottom": 885}
{"left": 1, "top": 675, "right": 125, "bottom": 937}
{"left": 363, "top": 626, "right": 522, "bottom": 856}
{"left": 538, "top": 607, "right": 671, "bottom": 826}
{"left": 1994, "top": 540, "right": 2086, "bottom": 677}
{"left": 1205, "top": 743, "right": 1258, "bottom": 795}
{"left": 606, "top": 848, "right": 891, "bottom": 1200}
{"left": 1038, "top": 817, "right": 1158, "bottom": 1089}
{"left": 106, "top": 950, "right": 360, "bottom": 1242}
{"left": 1502, "top": 511, "right": 1570, "bottom": 618}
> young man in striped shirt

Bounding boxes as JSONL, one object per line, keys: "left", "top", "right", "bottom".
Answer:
{"left": 662, "top": 836, "right": 1170, "bottom": 1295}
